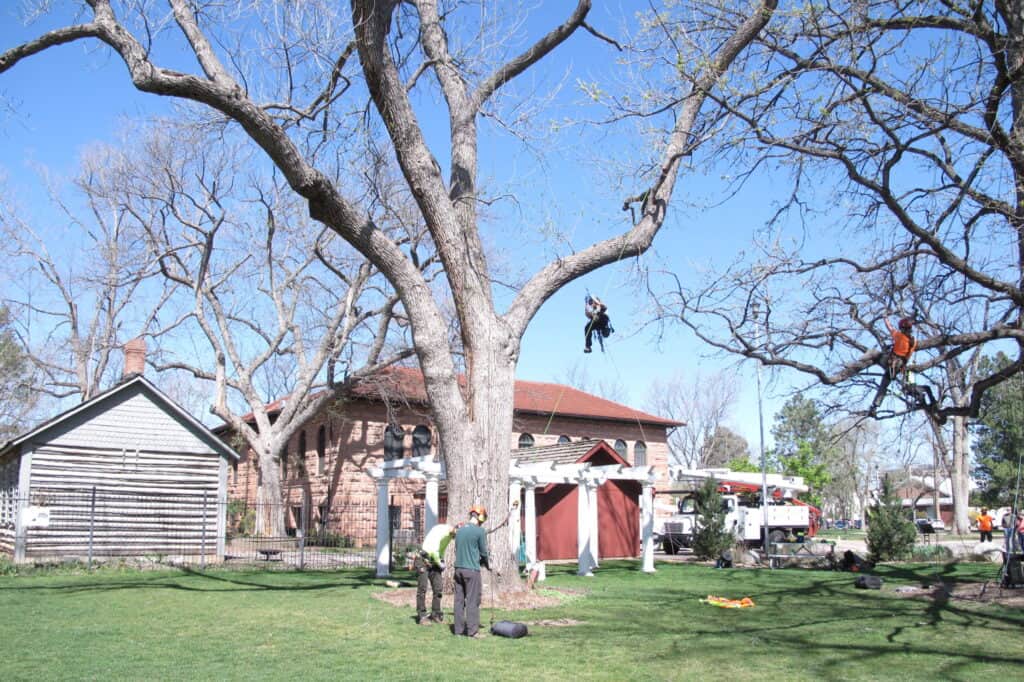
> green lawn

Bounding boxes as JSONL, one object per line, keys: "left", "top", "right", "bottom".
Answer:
{"left": 1, "top": 561, "right": 1021, "bottom": 681}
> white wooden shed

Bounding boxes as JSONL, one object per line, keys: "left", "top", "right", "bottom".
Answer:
{"left": 0, "top": 375, "right": 238, "bottom": 563}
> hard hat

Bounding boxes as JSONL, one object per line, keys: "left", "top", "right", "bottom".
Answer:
{"left": 898, "top": 317, "right": 913, "bottom": 330}
{"left": 469, "top": 504, "right": 487, "bottom": 521}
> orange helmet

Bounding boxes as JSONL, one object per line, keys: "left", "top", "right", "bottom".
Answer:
{"left": 469, "top": 504, "right": 487, "bottom": 521}
{"left": 898, "top": 317, "right": 913, "bottom": 330}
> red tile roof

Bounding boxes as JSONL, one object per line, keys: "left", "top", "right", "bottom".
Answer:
{"left": 355, "top": 367, "right": 682, "bottom": 428}
{"left": 236, "top": 366, "right": 683, "bottom": 428}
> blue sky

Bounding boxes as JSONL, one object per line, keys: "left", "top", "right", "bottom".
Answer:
{"left": 0, "top": 3, "right": 801, "bottom": 452}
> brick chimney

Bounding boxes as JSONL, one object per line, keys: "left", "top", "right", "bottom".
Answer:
{"left": 123, "top": 337, "right": 146, "bottom": 379}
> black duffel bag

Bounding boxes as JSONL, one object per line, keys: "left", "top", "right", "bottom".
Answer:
{"left": 855, "top": 575, "right": 883, "bottom": 590}
{"left": 490, "top": 620, "right": 529, "bottom": 638}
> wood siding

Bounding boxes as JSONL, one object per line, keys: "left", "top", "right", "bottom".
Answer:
{"left": 45, "top": 388, "right": 216, "bottom": 454}
{"left": 21, "top": 445, "right": 221, "bottom": 559}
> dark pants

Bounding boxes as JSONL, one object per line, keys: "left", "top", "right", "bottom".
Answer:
{"left": 453, "top": 567, "right": 482, "bottom": 636}
{"left": 585, "top": 314, "right": 609, "bottom": 351}
{"left": 415, "top": 557, "right": 443, "bottom": 622}
{"left": 980, "top": 530, "right": 993, "bottom": 543}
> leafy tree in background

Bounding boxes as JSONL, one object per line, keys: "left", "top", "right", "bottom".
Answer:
{"left": 702, "top": 426, "right": 750, "bottom": 468}
{"left": 0, "top": 306, "right": 35, "bottom": 440}
{"left": 973, "top": 353, "right": 1024, "bottom": 506}
{"left": 866, "top": 475, "right": 916, "bottom": 562}
{"left": 725, "top": 457, "right": 761, "bottom": 474}
{"left": 691, "top": 477, "right": 735, "bottom": 561}
{"left": 769, "top": 395, "right": 834, "bottom": 509}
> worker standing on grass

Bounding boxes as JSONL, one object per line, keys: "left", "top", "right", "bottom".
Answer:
{"left": 415, "top": 523, "right": 454, "bottom": 625}
{"left": 453, "top": 505, "right": 489, "bottom": 638}
{"left": 977, "top": 508, "right": 994, "bottom": 543}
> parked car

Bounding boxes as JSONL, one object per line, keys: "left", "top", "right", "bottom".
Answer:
{"left": 915, "top": 517, "right": 946, "bottom": 532}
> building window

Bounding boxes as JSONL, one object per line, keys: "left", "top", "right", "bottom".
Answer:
{"left": 317, "top": 425, "right": 327, "bottom": 475}
{"left": 634, "top": 441, "right": 647, "bottom": 466}
{"left": 297, "top": 431, "right": 307, "bottom": 474}
{"left": 317, "top": 504, "right": 329, "bottom": 533}
{"left": 384, "top": 424, "right": 405, "bottom": 460}
{"left": 231, "top": 459, "right": 238, "bottom": 485}
{"left": 557, "top": 435, "right": 571, "bottom": 444}
{"left": 281, "top": 448, "right": 288, "bottom": 482}
{"left": 614, "top": 439, "right": 627, "bottom": 458}
{"left": 518, "top": 433, "right": 535, "bottom": 448}
{"left": 412, "top": 425, "right": 432, "bottom": 458}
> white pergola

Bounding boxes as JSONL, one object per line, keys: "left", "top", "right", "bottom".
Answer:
{"left": 368, "top": 455, "right": 658, "bottom": 578}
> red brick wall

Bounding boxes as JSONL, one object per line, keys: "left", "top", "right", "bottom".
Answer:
{"left": 227, "top": 399, "right": 673, "bottom": 544}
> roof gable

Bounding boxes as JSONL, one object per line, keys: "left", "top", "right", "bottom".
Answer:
{"left": 511, "top": 439, "right": 630, "bottom": 468}
{"left": 1, "top": 376, "right": 238, "bottom": 460}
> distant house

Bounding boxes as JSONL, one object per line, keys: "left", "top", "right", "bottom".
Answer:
{"left": 226, "top": 367, "right": 682, "bottom": 544}
{"left": 513, "top": 439, "right": 641, "bottom": 561}
{"left": 0, "top": 368, "right": 238, "bottom": 563}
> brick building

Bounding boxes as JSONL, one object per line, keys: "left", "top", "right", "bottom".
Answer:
{"left": 226, "top": 367, "right": 681, "bottom": 543}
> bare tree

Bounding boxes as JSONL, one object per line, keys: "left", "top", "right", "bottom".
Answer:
{"left": 646, "top": 369, "right": 739, "bottom": 467}
{"left": 0, "top": 160, "right": 168, "bottom": 406}
{"left": 1, "top": 0, "right": 777, "bottom": 588}
{"left": 653, "top": 0, "right": 1022, "bottom": 423}
{"left": 89, "top": 123, "right": 416, "bottom": 535}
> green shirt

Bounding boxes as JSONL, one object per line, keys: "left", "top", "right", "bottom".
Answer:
{"left": 421, "top": 523, "right": 454, "bottom": 567}
{"left": 454, "top": 523, "right": 488, "bottom": 571}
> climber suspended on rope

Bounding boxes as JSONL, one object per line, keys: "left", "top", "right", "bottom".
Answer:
{"left": 584, "top": 294, "right": 614, "bottom": 353}
{"left": 868, "top": 315, "right": 939, "bottom": 417}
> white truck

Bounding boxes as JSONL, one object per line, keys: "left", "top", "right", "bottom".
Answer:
{"left": 660, "top": 469, "right": 819, "bottom": 554}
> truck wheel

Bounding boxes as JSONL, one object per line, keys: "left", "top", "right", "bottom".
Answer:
{"left": 662, "top": 539, "right": 677, "bottom": 555}
{"left": 768, "top": 530, "right": 786, "bottom": 547}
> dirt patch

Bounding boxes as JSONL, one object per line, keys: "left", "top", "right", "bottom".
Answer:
{"left": 372, "top": 585, "right": 582, "bottom": 610}
{"left": 892, "top": 581, "right": 1024, "bottom": 607}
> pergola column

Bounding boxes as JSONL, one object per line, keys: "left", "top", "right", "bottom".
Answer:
{"left": 640, "top": 481, "right": 656, "bottom": 573}
{"left": 523, "top": 482, "right": 537, "bottom": 565}
{"left": 508, "top": 480, "right": 522, "bottom": 556}
{"left": 424, "top": 476, "right": 439, "bottom": 531}
{"left": 589, "top": 479, "right": 600, "bottom": 569}
{"left": 374, "top": 477, "right": 390, "bottom": 577}
{"left": 577, "top": 479, "right": 597, "bottom": 576}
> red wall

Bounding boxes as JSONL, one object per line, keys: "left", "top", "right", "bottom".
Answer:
{"left": 534, "top": 446, "right": 642, "bottom": 561}
{"left": 598, "top": 480, "right": 640, "bottom": 558}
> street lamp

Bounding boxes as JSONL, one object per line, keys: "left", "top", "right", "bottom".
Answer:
{"left": 751, "top": 300, "right": 770, "bottom": 562}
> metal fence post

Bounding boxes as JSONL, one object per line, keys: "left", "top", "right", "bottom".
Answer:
{"left": 201, "top": 490, "right": 208, "bottom": 570}
{"left": 298, "top": 496, "right": 307, "bottom": 571}
{"left": 87, "top": 486, "right": 96, "bottom": 570}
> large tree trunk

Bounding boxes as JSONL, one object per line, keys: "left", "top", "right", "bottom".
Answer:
{"left": 420, "top": 321, "right": 522, "bottom": 591}
{"left": 254, "top": 441, "right": 287, "bottom": 538}
{"left": 950, "top": 416, "right": 971, "bottom": 534}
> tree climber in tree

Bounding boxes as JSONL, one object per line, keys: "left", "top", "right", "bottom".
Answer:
{"left": 869, "top": 316, "right": 940, "bottom": 418}
{"left": 584, "top": 295, "right": 613, "bottom": 353}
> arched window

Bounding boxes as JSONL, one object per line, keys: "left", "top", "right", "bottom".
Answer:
{"left": 614, "top": 439, "right": 627, "bottom": 458}
{"left": 412, "top": 425, "right": 432, "bottom": 458}
{"left": 634, "top": 441, "right": 647, "bottom": 467}
{"left": 557, "top": 435, "right": 571, "bottom": 444}
{"left": 317, "top": 425, "right": 327, "bottom": 475}
{"left": 518, "top": 433, "right": 535, "bottom": 448}
{"left": 297, "top": 430, "right": 307, "bottom": 474}
{"left": 384, "top": 424, "right": 405, "bottom": 460}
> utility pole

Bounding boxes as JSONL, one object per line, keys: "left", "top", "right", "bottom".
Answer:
{"left": 752, "top": 300, "right": 770, "bottom": 561}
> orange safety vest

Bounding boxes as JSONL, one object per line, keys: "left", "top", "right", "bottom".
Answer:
{"left": 891, "top": 330, "right": 916, "bottom": 358}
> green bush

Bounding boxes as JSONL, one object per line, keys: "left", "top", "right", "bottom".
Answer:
{"left": 867, "top": 475, "right": 918, "bottom": 562}
{"left": 691, "top": 477, "right": 735, "bottom": 561}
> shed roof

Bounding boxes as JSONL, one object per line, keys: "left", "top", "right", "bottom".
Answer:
{"left": 511, "top": 439, "right": 629, "bottom": 467}
{"left": 0, "top": 375, "right": 239, "bottom": 461}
